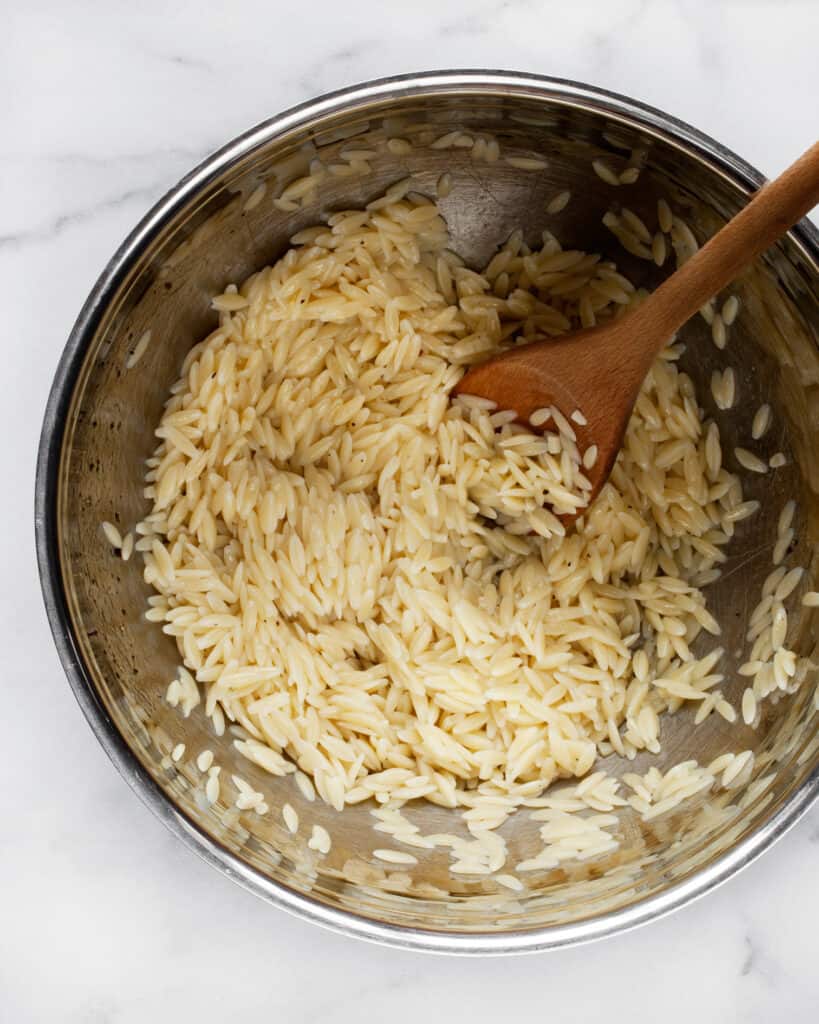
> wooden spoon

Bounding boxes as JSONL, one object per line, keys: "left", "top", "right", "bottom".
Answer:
{"left": 454, "top": 141, "right": 819, "bottom": 520}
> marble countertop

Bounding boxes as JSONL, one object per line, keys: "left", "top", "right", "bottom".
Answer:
{"left": 3, "top": 1, "right": 818, "bottom": 1020}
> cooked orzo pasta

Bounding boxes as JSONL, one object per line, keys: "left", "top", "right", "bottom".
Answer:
{"left": 138, "top": 187, "right": 749, "bottom": 819}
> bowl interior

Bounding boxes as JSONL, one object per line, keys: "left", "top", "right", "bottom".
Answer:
{"left": 45, "top": 78, "right": 819, "bottom": 947}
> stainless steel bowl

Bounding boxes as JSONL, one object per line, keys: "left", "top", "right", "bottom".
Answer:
{"left": 36, "top": 71, "right": 819, "bottom": 954}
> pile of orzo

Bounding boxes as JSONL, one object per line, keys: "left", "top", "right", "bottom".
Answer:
{"left": 137, "top": 182, "right": 753, "bottom": 820}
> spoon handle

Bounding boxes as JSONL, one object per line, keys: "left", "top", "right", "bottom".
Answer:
{"left": 636, "top": 140, "right": 819, "bottom": 345}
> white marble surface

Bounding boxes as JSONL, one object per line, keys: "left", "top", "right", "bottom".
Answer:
{"left": 3, "top": 1, "right": 818, "bottom": 1020}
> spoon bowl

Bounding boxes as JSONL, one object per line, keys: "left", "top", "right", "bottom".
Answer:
{"left": 453, "top": 317, "right": 652, "bottom": 517}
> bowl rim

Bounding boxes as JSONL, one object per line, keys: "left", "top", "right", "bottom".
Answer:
{"left": 35, "top": 69, "right": 819, "bottom": 955}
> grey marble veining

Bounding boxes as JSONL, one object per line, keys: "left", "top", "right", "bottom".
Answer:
{"left": 3, "top": 1, "right": 817, "bottom": 1020}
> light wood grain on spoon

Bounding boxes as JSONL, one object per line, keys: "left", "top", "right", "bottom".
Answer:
{"left": 454, "top": 140, "right": 819, "bottom": 520}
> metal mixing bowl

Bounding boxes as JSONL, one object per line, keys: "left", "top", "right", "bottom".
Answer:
{"left": 36, "top": 71, "right": 819, "bottom": 954}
